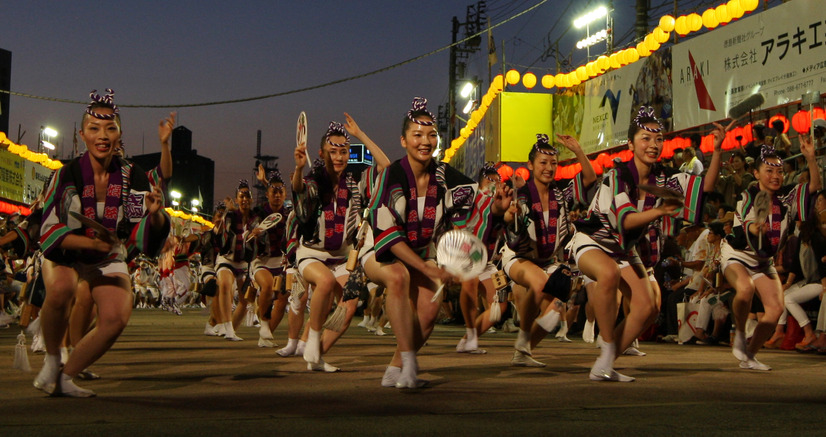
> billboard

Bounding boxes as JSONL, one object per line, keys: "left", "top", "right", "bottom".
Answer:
{"left": 672, "top": 1, "right": 826, "bottom": 129}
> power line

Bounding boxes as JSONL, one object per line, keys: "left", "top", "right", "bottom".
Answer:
{"left": 0, "top": 0, "right": 549, "bottom": 110}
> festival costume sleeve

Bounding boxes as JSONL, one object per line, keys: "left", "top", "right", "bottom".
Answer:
{"left": 659, "top": 172, "right": 704, "bottom": 238}
{"left": 506, "top": 188, "right": 531, "bottom": 250}
{"left": 125, "top": 169, "right": 171, "bottom": 258}
{"left": 780, "top": 182, "right": 810, "bottom": 222}
{"left": 731, "top": 188, "right": 758, "bottom": 252}
{"left": 604, "top": 169, "right": 637, "bottom": 250}
{"left": 369, "top": 167, "right": 407, "bottom": 262}
{"left": 440, "top": 164, "right": 477, "bottom": 229}
{"left": 463, "top": 190, "right": 504, "bottom": 249}
{"left": 293, "top": 175, "right": 319, "bottom": 225}
{"left": 285, "top": 211, "right": 299, "bottom": 265}
{"left": 562, "top": 171, "right": 590, "bottom": 207}
{"left": 39, "top": 166, "right": 73, "bottom": 261}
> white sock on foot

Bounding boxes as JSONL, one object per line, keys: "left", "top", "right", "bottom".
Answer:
{"left": 515, "top": 329, "right": 531, "bottom": 355}
{"left": 304, "top": 328, "right": 321, "bottom": 364}
{"left": 536, "top": 310, "right": 560, "bottom": 333}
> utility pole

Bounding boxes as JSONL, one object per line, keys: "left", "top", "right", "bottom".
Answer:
{"left": 445, "top": 1, "right": 487, "bottom": 147}
{"left": 635, "top": 0, "right": 649, "bottom": 41}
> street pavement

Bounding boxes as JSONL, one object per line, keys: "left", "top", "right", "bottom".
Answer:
{"left": 2, "top": 308, "right": 826, "bottom": 436}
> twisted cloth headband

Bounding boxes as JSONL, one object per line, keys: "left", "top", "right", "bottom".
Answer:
{"left": 325, "top": 121, "right": 350, "bottom": 148}
{"left": 532, "top": 133, "right": 558, "bottom": 156}
{"left": 267, "top": 169, "right": 284, "bottom": 184}
{"left": 86, "top": 89, "right": 119, "bottom": 120}
{"left": 480, "top": 161, "right": 498, "bottom": 176}
{"left": 634, "top": 106, "right": 663, "bottom": 133}
{"left": 407, "top": 97, "right": 435, "bottom": 126}
{"left": 760, "top": 145, "right": 782, "bottom": 167}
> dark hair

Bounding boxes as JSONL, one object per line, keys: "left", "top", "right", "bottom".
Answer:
{"left": 753, "top": 124, "right": 766, "bottom": 140}
{"left": 401, "top": 110, "right": 436, "bottom": 136}
{"left": 689, "top": 134, "right": 702, "bottom": 147}
{"left": 708, "top": 221, "right": 726, "bottom": 237}
{"left": 731, "top": 151, "right": 746, "bottom": 162}
{"left": 771, "top": 120, "right": 785, "bottom": 132}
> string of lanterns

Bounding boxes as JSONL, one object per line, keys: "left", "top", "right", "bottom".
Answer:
{"left": 0, "top": 132, "right": 63, "bottom": 170}
{"left": 446, "top": 0, "right": 761, "bottom": 163}
{"left": 164, "top": 207, "right": 214, "bottom": 229}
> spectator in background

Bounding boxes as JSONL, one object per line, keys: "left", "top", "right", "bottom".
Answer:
{"left": 772, "top": 119, "right": 793, "bottom": 155}
{"left": 679, "top": 146, "right": 704, "bottom": 175}
{"left": 717, "top": 152, "right": 754, "bottom": 208}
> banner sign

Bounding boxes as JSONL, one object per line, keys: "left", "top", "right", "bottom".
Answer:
{"left": 580, "top": 58, "right": 648, "bottom": 155}
{"left": 0, "top": 148, "right": 24, "bottom": 203}
{"left": 672, "top": 1, "right": 826, "bottom": 130}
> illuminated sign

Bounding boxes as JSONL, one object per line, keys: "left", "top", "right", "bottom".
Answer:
{"left": 348, "top": 143, "right": 373, "bottom": 165}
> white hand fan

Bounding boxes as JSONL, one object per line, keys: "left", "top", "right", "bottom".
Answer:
{"left": 297, "top": 111, "right": 308, "bottom": 148}
{"left": 753, "top": 190, "right": 771, "bottom": 250}
{"left": 430, "top": 229, "right": 488, "bottom": 303}
{"left": 245, "top": 213, "right": 283, "bottom": 242}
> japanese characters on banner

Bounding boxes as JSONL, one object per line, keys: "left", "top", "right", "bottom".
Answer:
{"left": 0, "top": 149, "right": 25, "bottom": 202}
{"left": 0, "top": 148, "right": 52, "bottom": 205}
{"left": 23, "top": 159, "right": 52, "bottom": 204}
{"left": 672, "top": 0, "right": 826, "bottom": 130}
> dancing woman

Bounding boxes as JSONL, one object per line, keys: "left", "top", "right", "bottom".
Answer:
{"left": 214, "top": 180, "right": 256, "bottom": 341}
{"left": 722, "top": 136, "right": 821, "bottom": 370}
{"left": 503, "top": 133, "right": 596, "bottom": 366}
{"left": 571, "top": 107, "right": 723, "bottom": 381}
{"left": 34, "top": 90, "right": 169, "bottom": 396}
{"left": 366, "top": 97, "right": 511, "bottom": 388}
{"left": 249, "top": 168, "right": 289, "bottom": 348}
{"left": 292, "top": 118, "right": 389, "bottom": 371}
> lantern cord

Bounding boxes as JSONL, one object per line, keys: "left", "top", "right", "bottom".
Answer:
{"left": 0, "top": 0, "right": 549, "bottom": 109}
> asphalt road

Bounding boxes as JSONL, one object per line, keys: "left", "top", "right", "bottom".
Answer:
{"left": 2, "top": 308, "right": 826, "bottom": 436}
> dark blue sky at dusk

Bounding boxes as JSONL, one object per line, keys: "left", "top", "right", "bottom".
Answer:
{"left": 3, "top": 0, "right": 726, "bottom": 202}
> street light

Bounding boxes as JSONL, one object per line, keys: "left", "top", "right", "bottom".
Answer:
{"left": 573, "top": 5, "right": 612, "bottom": 60}
{"left": 170, "top": 190, "right": 182, "bottom": 200}
{"left": 574, "top": 5, "right": 607, "bottom": 29}
{"left": 191, "top": 199, "right": 200, "bottom": 207}
{"left": 459, "top": 82, "right": 476, "bottom": 99}
{"left": 39, "top": 126, "right": 58, "bottom": 155}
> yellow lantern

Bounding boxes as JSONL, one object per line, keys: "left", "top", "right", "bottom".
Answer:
{"left": 742, "top": 0, "right": 758, "bottom": 12}
{"left": 636, "top": 41, "right": 651, "bottom": 58}
{"left": 627, "top": 48, "right": 640, "bottom": 63}
{"left": 585, "top": 62, "right": 596, "bottom": 78}
{"left": 659, "top": 15, "right": 675, "bottom": 32}
{"left": 609, "top": 53, "right": 621, "bottom": 69}
{"left": 715, "top": 4, "right": 730, "bottom": 24}
{"left": 482, "top": 94, "right": 493, "bottom": 107}
{"left": 597, "top": 55, "right": 610, "bottom": 72}
{"left": 576, "top": 66, "right": 588, "bottom": 81}
{"left": 646, "top": 38, "right": 661, "bottom": 52}
{"left": 702, "top": 8, "right": 719, "bottom": 29}
{"left": 471, "top": 110, "right": 483, "bottom": 124}
{"left": 505, "top": 69, "right": 520, "bottom": 86}
{"left": 727, "top": 0, "right": 744, "bottom": 19}
{"left": 554, "top": 73, "right": 567, "bottom": 88}
{"left": 688, "top": 13, "right": 702, "bottom": 32}
{"left": 492, "top": 74, "right": 504, "bottom": 91}
{"left": 467, "top": 120, "right": 477, "bottom": 131}
{"left": 522, "top": 72, "right": 537, "bottom": 89}
{"left": 460, "top": 127, "right": 470, "bottom": 138}
{"left": 675, "top": 15, "right": 689, "bottom": 36}
{"left": 541, "top": 74, "right": 555, "bottom": 89}
{"left": 654, "top": 27, "right": 669, "bottom": 44}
